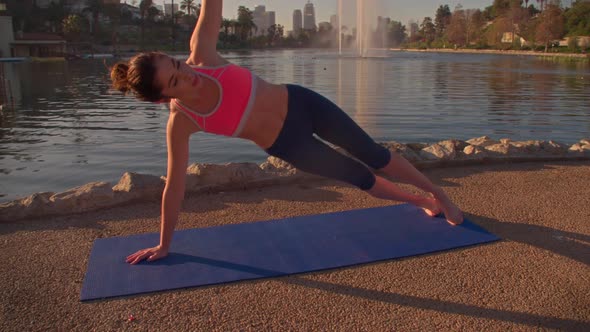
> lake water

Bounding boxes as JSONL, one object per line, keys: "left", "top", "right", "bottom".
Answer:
{"left": 1, "top": 49, "right": 589, "bottom": 202}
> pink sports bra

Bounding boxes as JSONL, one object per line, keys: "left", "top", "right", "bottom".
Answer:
{"left": 172, "top": 64, "right": 258, "bottom": 137}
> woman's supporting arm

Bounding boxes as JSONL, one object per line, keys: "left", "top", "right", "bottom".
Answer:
{"left": 189, "top": 0, "right": 223, "bottom": 64}
{"left": 126, "top": 111, "right": 193, "bottom": 264}
{"left": 158, "top": 112, "right": 191, "bottom": 251}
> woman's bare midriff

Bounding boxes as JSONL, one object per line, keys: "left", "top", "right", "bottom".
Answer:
{"left": 237, "top": 79, "right": 288, "bottom": 150}
{"left": 171, "top": 72, "right": 289, "bottom": 150}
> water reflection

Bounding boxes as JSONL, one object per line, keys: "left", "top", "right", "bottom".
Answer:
{"left": 0, "top": 51, "right": 589, "bottom": 202}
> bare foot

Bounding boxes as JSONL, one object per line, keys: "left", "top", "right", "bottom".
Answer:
{"left": 435, "top": 198, "right": 464, "bottom": 225}
{"left": 420, "top": 196, "right": 442, "bottom": 217}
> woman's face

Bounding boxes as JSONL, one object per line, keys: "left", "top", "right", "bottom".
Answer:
{"left": 154, "top": 55, "right": 202, "bottom": 99}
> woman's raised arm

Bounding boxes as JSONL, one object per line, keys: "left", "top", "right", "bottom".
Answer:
{"left": 188, "top": 0, "right": 223, "bottom": 65}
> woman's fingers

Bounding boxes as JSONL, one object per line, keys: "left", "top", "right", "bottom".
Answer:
{"left": 125, "top": 247, "right": 166, "bottom": 264}
{"left": 126, "top": 249, "right": 152, "bottom": 264}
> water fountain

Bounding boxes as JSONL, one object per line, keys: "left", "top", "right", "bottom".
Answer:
{"left": 338, "top": 0, "right": 387, "bottom": 57}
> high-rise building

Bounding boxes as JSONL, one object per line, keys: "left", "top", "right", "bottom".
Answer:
{"left": 293, "top": 9, "right": 303, "bottom": 34}
{"left": 303, "top": 1, "right": 316, "bottom": 31}
{"left": 266, "top": 11, "right": 276, "bottom": 28}
{"left": 164, "top": 2, "right": 179, "bottom": 16}
{"left": 254, "top": 5, "right": 266, "bottom": 36}
{"left": 253, "top": 6, "right": 277, "bottom": 36}
{"left": 330, "top": 15, "right": 338, "bottom": 30}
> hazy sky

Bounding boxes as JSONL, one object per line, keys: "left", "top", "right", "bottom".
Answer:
{"left": 152, "top": 1, "right": 494, "bottom": 29}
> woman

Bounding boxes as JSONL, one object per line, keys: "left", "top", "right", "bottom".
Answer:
{"left": 115, "top": 1, "right": 463, "bottom": 265}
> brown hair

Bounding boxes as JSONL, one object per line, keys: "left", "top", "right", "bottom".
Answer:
{"left": 110, "top": 52, "right": 167, "bottom": 102}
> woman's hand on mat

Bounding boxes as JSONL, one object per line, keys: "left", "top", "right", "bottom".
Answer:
{"left": 126, "top": 245, "right": 169, "bottom": 264}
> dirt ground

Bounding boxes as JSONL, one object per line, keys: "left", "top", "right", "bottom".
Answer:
{"left": 1, "top": 161, "right": 589, "bottom": 331}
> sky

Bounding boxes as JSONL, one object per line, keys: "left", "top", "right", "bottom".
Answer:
{"left": 152, "top": 0, "right": 495, "bottom": 29}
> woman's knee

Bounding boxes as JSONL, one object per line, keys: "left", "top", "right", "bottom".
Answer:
{"left": 366, "top": 146, "right": 391, "bottom": 170}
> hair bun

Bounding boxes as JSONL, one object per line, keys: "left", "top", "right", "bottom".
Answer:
{"left": 111, "top": 62, "right": 130, "bottom": 93}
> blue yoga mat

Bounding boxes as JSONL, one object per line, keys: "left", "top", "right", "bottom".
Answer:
{"left": 81, "top": 204, "right": 499, "bottom": 301}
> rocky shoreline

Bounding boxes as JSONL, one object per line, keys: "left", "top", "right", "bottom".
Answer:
{"left": 1, "top": 136, "right": 588, "bottom": 222}
{"left": 398, "top": 48, "right": 589, "bottom": 59}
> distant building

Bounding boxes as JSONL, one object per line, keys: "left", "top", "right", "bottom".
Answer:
{"left": 0, "top": 16, "right": 66, "bottom": 58}
{"left": 163, "top": 2, "right": 179, "bottom": 16}
{"left": 121, "top": 3, "right": 141, "bottom": 21}
{"left": 293, "top": 9, "right": 302, "bottom": 34}
{"left": 303, "top": 1, "right": 316, "bottom": 31}
{"left": 267, "top": 11, "right": 276, "bottom": 28}
{"left": 253, "top": 6, "right": 277, "bottom": 36}
{"left": 501, "top": 32, "right": 528, "bottom": 46}
{"left": 0, "top": 16, "right": 13, "bottom": 58}
{"left": 253, "top": 5, "right": 266, "bottom": 36}
{"left": 330, "top": 15, "right": 338, "bottom": 30}
{"left": 12, "top": 33, "right": 66, "bottom": 57}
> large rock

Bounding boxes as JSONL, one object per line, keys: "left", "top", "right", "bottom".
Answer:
{"left": 463, "top": 145, "right": 487, "bottom": 158}
{"left": 420, "top": 143, "right": 456, "bottom": 160}
{"left": 185, "top": 162, "right": 269, "bottom": 191}
{"left": 466, "top": 136, "right": 499, "bottom": 147}
{"left": 50, "top": 182, "right": 114, "bottom": 214}
{"left": 0, "top": 192, "right": 54, "bottom": 222}
{"left": 260, "top": 156, "right": 296, "bottom": 173}
{"left": 568, "top": 143, "right": 590, "bottom": 156}
{"left": 381, "top": 142, "right": 421, "bottom": 162}
{"left": 485, "top": 143, "right": 521, "bottom": 157}
{"left": 439, "top": 139, "right": 468, "bottom": 151}
{"left": 509, "top": 140, "right": 542, "bottom": 154}
{"left": 540, "top": 140, "right": 568, "bottom": 155}
{"left": 112, "top": 172, "right": 165, "bottom": 201}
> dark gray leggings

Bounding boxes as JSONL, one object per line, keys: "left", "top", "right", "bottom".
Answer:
{"left": 265, "top": 84, "right": 391, "bottom": 190}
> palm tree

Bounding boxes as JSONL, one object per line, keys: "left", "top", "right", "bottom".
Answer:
{"left": 181, "top": 0, "right": 198, "bottom": 16}
{"left": 139, "top": 0, "right": 153, "bottom": 49}
{"left": 83, "top": 0, "right": 103, "bottom": 36}
{"left": 104, "top": 2, "right": 122, "bottom": 55}
{"left": 237, "top": 6, "right": 256, "bottom": 42}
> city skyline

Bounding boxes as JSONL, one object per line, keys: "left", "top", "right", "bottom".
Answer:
{"left": 152, "top": 0, "right": 494, "bottom": 30}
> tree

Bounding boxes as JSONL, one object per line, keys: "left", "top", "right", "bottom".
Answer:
{"left": 62, "top": 14, "right": 83, "bottom": 42}
{"left": 564, "top": 0, "right": 590, "bottom": 36}
{"left": 269, "top": 24, "right": 284, "bottom": 46}
{"left": 420, "top": 17, "right": 436, "bottom": 45}
{"left": 388, "top": 21, "right": 406, "bottom": 47}
{"left": 466, "top": 9, "right": 486, "bottom": 46}
{"left": 487, "top": 16, "right": 512, "bottom": 47}
{"left": 104, "top": 2, "right": 122, "bottom": 53}
{"left": 507, "top": 0, "right": 529, "bottom": 48}
{"left": 237, "top": 6, "right": 256, "bottom": 43}
{"left": 447, "top": 5, "right": 467, "bottom": 47}
{"left": 139, "top": 0, "right": 153, "bottom": 49}
{"left": 407, "top": 21, "right": 420, "bottom": 43}
{"left": 434, "top": 5, "right": 452, "bottom": 39}
{"left": 46, "top": 1, "right": 66, "bottom": 33}
{"left": 181, "top": 0, "right": 198, "bottom": 16}
{"left": 491, "top": 0, "right": 511, "bottom": 17}
{"left": 535, "top": 3, "right": 564, "bottom": 52}
{"left": 83, "top": 0, "right": 103, "bottom": 36}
